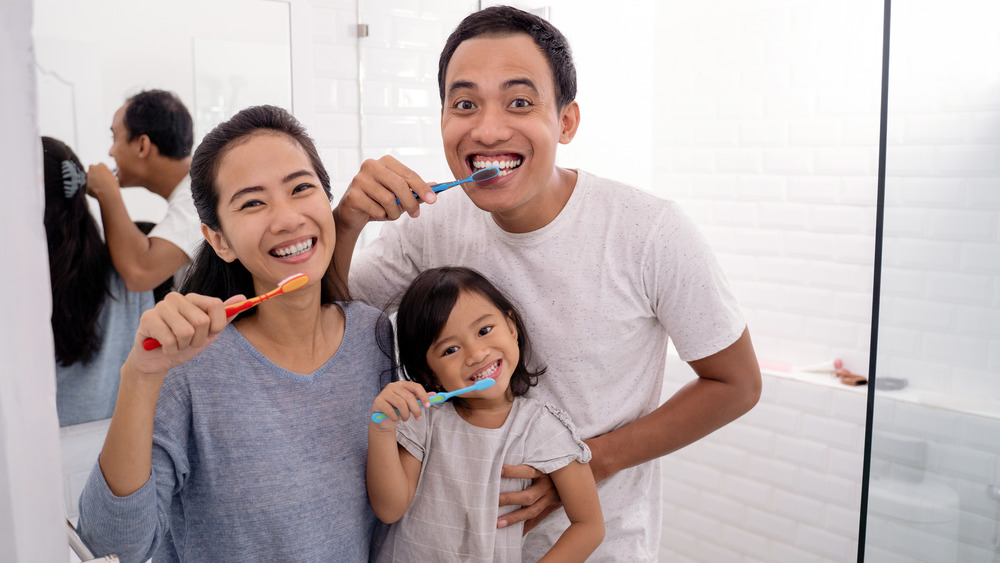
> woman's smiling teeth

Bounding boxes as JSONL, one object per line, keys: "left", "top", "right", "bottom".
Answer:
{"left": 271, "top": 238, "right": 314, "bottom": 258}
{"left": 471, "top": 157, "right": 522, "bottom": 178}
{"left": 471, "top": 360, "right": 501, "bottom": 382}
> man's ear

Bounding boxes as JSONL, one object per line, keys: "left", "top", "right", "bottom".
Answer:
{"left": 135, "top": 134, "right": 153, "bottom": 158}
{"left": 558, "top": 101, "right": 580, "bottom": 144}
{"left": 201, "top": 223, "right": 237, "bottom": 263}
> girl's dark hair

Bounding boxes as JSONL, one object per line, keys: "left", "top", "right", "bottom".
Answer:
{"left": 181, "top": 105, "right": 348, "bottom": 308}
{"left": 41, "top": 136, "right": 111, "bottom": 366}
{"left": 395, "top": 267, "right": 543, "bottom": 400}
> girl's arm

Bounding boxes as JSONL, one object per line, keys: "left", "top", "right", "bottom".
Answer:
{"left": 537, "top": 461, "right": 604, "bottom": 562}
{"left": 366, "top": 380, "right": 430, "bottom": 523}
{"left": 99, "top": 292, "right": 235, "bottom": 496}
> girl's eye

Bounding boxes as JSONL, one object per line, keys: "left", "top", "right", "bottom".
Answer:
{"left": 442, "top": 346, "right": 459, "bottom": 356}
{"left": 509, "top": 98, "right": 531, "bottom": 109}
{"left": 454, "top": 100, "right": 476, "bottom": 111}
{"left": 479, "top": 326, "right": 493, "bottom": 337}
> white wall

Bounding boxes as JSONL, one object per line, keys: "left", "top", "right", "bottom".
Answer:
{"left": 0, "top": 0, "right": 71, "bottom": 559}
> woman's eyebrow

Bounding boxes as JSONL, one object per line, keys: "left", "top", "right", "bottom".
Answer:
{"left": 228, "top": 170, "right": 316, "bottom": 204}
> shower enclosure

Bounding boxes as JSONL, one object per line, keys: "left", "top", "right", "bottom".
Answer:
{"left": 863, "top": 0, "right": 1000, "bottom": 560}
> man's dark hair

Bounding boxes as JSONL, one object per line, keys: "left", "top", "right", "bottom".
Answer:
{"left": 438, "top": 5, "right": 577, "bottom": 109}
{"left": 124, "top": 89, "right": 194, "bottom": 159}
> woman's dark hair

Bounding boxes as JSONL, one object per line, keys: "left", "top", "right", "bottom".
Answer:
{"left": 395, "top": 267, "right": 543, "bottom": 402}
{"left": 181, "top": 105, "right": 348, "bottom": 310}
{"left": 438, "top": 5, "right": 577, "bottom": 109}
{"left": 41, "top": 136, "right": 111, "bottom": 366}
{"left": 124, "top": 89, "right": 194, "bottom": 159}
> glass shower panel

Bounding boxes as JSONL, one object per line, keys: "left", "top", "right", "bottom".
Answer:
{"left": 866, "top": 0, "right": 1000, "bottom": 561}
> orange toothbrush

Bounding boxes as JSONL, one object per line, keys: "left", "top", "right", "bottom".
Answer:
{"left": 141, "top": 273, "right": 310, "bottom": 351}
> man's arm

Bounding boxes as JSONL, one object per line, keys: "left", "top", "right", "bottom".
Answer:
{"left": 328, "top": 156, "right": 434, "bottom": 288}
{"left": 499, "top": 328, "right": 762, "bottom": 529}
{"left": 87, "top": 164, "right": 189, "bottom": 292}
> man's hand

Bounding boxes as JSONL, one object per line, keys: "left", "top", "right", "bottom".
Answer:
{"left": 86, "top": 163, "right": 120, "bottom": 200}
{"left": 334, "top": 156, "right": 436, "bottom": 232}
{"left": 497, "top": 465, "right": 560, "bottom": 533}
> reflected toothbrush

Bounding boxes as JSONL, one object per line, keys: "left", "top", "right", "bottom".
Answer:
{"left": 395, "top": 166, "right": 500, "bottom": 204}
{"left": 141, "top": 273, "right": 310, "bottom": 351}
{"left": 371, "top": 378, "right": 496, "bottom": 422}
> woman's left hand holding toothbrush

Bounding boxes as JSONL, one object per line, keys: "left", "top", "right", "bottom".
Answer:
{"left": 99, "top": 292, "right": 244, "bottom": 498}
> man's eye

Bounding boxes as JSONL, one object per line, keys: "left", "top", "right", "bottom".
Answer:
{"left": 455, "top": 100, "right": 476, "bottom": 110}
{"left": 510, "top": 99, "right": 531, "bottom": 109}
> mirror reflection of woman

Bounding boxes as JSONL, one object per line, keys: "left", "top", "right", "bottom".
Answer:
{"left": 42, "top": 136, "right": 155, "bottom": 427}
{"left": 76, "top": 106, "right": 393, "bottom": 562}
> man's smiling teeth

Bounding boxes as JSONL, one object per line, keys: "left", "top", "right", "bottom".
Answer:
{"left": 472, "top": 158, "right": 522, "bottom": 178}
{"left": 472, "top": 360, "right": 500, "bottom": 381}
{"left": 272, "top": 239, "right": 313, "bottom": 257}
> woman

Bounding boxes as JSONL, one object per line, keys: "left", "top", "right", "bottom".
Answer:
{"left": 42, "top": 136, "right": 154, "bottom": 427}
{"left": 77, "top": 106, "right": 393, "bottom": 562}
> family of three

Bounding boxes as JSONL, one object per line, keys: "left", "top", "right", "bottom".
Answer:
{"left": 76, "top": 5, "right": 761, "bottom": 562}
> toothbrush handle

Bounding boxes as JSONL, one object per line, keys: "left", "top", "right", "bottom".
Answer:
{"left": 140, "top": 295, "right": 263, "bottom": 351}
{"left": 371, "top": 394, "right": 444, "bottom": 422}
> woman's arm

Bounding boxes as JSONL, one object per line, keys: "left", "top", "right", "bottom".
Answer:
{"left": 536, "top": 461, "right": 604, "bottom": 562}
{"left": 98, "top": 292, "right": 235, "bottom": 496}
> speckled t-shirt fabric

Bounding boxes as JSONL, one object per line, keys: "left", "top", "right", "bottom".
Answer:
{"left": 374, "top": 398, "right": 590, "bottom": 562}
{"left": 351, "top": 169, "right": 746, "bottom": 561}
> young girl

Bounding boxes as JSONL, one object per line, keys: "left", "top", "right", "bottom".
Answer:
{"left": 368, "top": 266, "right": 604, "bottom": 562}
{"left": 77, "top": 105, "right": 393, "bottom": 562}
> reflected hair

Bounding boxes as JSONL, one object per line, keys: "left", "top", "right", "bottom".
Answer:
{"left": 395, "top": 266, "right": 543, "bottom": 400}
{"left": 124, "top": 89, "right": 194, "bottom": 159}
{"left": 41, "top": 136, "right": 111, "bottom": 366}
{"left": 181, "top": 105, "right": 347, "bottom": 309}
{"left": 438, "top": 5, "right": 577, "bottom": 109}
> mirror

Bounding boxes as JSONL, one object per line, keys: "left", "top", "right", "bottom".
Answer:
{"left": 32, "top": 0, "right": 292, "bottom": 521}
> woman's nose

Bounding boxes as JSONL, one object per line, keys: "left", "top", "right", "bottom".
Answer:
{"left": 269, "top": 199, "right": 306, "bottom": 232}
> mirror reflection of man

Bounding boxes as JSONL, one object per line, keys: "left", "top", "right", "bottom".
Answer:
{"left": 87, "top": 89, "right": 202, "bottom": 292}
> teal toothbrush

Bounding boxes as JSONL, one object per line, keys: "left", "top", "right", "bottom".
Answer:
{"left": 395, "top": 167, "right": 500, "bottom": 204}
{"left": 371, "top": 378, "right": 497, "bottom": 422}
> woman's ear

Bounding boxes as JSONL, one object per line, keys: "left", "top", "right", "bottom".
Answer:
{"left": 201, "top": 223, "right": 237, "bottom": 263}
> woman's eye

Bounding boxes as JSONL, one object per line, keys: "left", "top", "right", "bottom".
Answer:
{"left": 509, "top": 98, "right": 531, "bottom": 109}
{"left": 238, "top": 199, "right": 263, "bottom": 210}
{"left": 293, "top": 183, "right": 314, "bottom": 194}
{"left": 443, "top": 346, "right": 459, "bottom": 356}
{"left": 479, "top": 326, "right": 493, "bottom": 336}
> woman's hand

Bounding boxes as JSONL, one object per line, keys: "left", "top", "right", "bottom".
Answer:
{"left": 127, "top": 292, "right": 245, "bottom": 378}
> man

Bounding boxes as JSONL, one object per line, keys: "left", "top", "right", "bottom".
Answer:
{"left": 333, "top": 6, "right": 762, "bottom": 561}
{"left": 87, "top": 89, "right": 202, "bottom": 292}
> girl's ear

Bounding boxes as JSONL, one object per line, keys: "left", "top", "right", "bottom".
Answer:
{"left": 506, "top": 311, "right": 518, "bottom": 340}
{"left": 201, "top": 223, "right": 237, "bottom": 263}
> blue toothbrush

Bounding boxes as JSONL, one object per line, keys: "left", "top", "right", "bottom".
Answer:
{"left": 371, "top": 378, "right": 497, "bottom": 422}
{"left": 395, "top": 167, "right": 500, "bottom": 204}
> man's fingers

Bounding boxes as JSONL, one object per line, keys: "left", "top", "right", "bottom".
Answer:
{"left": 501, "top": 464, "right": 544, "bottom": 480}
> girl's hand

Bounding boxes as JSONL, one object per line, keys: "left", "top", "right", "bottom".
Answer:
{"left": 128, "top": 292, "right": 245, "bottom": 377}
{"left": 371, "top": 381, "right": 432, "bottom": 429}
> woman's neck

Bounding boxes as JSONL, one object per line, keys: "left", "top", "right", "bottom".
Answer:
{"left": 234, "top": 290, "right": 345, "bottom": 374}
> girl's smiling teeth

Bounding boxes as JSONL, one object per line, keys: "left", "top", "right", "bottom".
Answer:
{"left": 271, "top": 238, "right": 315, "bottom": 258}
{"left": 471, "top": 359, "right": 501, "bottom": 382}
{"left": 471, "top": 156, "right": 522, "bottom": 178}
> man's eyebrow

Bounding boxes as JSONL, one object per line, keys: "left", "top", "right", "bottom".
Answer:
{"left": 229, "top": 170, "right": 316, "bottom": 204}
{"left": 446, "top": 77, "right": 540, "bottom": 99}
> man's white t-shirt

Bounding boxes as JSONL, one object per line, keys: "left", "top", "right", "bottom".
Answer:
{"left": 351, "top": 170, "right": 746, "bottom": 561}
